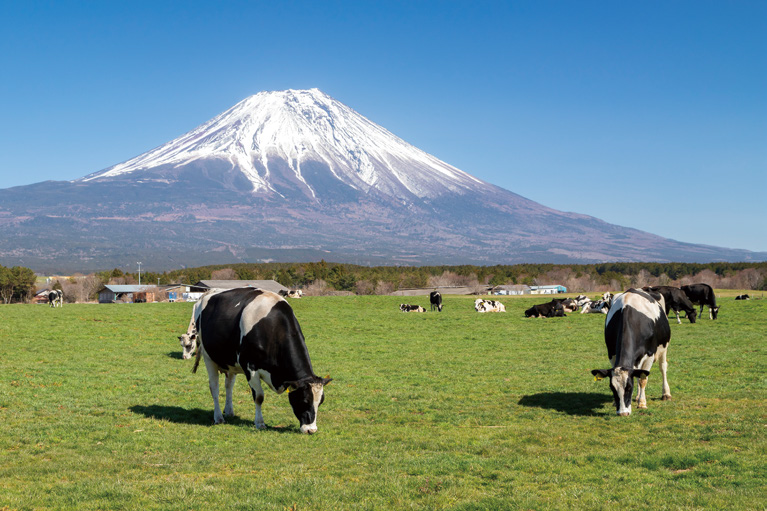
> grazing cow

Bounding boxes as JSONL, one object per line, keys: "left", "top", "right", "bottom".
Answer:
{"left": 524, "top": 301, "right": 566, "bottom": 318}
{"left": 681, "top": 284, "right": 720, "bottom": 319}
{"left": 735, "top": 294, "right": 750, "bottom": 300}
{"left": 400, "top": 304, "right": 426, "bottom": 312}
{"left": 429, "top": 291, "right": 443, "bottom": 312}
{"left": 48, "top": 289, "right": 63, "bottom": 308}
{"left": 643, "top": 286, "right": 697, "bottom": 324}
{"left": 591, "top": 289, "right": 671, "bottom": 416}
{"left": 192, "top": 287, "right": 331, "bottom": 434}
{"left": 474, "top": 299, "right": 506, "bottom": 313}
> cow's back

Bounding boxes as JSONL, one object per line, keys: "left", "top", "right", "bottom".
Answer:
{"left": 198, "top": 288, "right": 264, "bottom": 371}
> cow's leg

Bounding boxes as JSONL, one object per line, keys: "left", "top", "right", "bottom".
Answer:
{"left": 636, "top": 376, "right": 648, "bottom": 409}
{"left": 223, "top": 372, "right": 236, "bottom": 417}
{"left": 656, "top": 345, "right": 671, "bottom": 400}
{"left": 674, "top": 309, "right": 681, "bottom": 324}
{"left": 246, "top": 374, "right": 267, "bottom": 429}
{"left": 636, "top": 355, "right": 654, "bottom": 409}
{"left": 203, "top": 356, "right": 225, "bottom": 424}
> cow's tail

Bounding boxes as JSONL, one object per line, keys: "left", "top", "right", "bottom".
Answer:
{"left": 192, "top": 346, "right": 201, "bottom": 373}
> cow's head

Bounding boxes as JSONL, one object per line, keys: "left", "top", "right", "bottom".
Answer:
{"left": 178, "top": 330, "right": 197, "bottom": 360}
{"left": 591, "top": 367, "right": 650, "bottom": 416}
{"left": 285, "top": 376, "right": 332, "bottom": 434}
{"left": 712, "top": 306, "right": 720, "bottom": 320}
{"left": 687, "top": 308, "right": 698, "bottom": 323}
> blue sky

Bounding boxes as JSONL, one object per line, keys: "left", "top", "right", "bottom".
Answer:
{"left": 1, "top": 1, "right": 765, "bottom": 252}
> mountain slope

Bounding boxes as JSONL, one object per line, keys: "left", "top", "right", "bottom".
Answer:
{"left": 0, "top": 89, "right": 764, "bottom": 272}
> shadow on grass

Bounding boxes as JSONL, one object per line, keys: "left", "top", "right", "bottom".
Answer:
{"left": 166, "top": 351, "right": 184, "bottom": 360}
{"left": 517, "top": 392, "right": 612, "bottom": 416}
{"left": 129, "top": 404, "right": 300, "bottom": 432}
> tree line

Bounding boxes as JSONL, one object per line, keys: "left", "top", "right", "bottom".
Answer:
{"left": 4, "top": 260, "right": 765, "bottom": 304}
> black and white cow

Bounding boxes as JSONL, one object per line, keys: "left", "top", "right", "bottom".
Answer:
{"left": 48, "top": 289, "right": 63, "bottom": 308}
{"left": 591, "top": 288, "right": 671, "bottom": 416}
{"left": 681, "top": 284, "right": 720, "bottom": 320}
{"left": 524, "top": 301, "right": 566, "bottom": 318}
{"left": 429, "top": 291, "right": 443, "bottom": 312}
{"left": 580, "top": 298, "right": 611, "bottom": 314}
{"left": 735, "top": 294, "right": 750, "bottom": 300}
{"left": 400, "top": 304, "right": 426, "bottom": 312}
{"left": 475, "top": 299, "right": 506, "bottom": 313}
{"left": 191, "top": 287, "right": 331, "bottom": 434}
{"left": 643, "top": 286, "right": 698, "bottom": 324}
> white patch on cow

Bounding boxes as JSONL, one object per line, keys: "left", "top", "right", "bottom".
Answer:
{"left": 300, "top": 383, "right": 324, "bottom": 434}
{"left": 240, "top": 292, "right": 285, "bottom": 340}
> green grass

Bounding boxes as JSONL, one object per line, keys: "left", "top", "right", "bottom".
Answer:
{"left": 0, "top": 294, "right": 764, "bottom": 510}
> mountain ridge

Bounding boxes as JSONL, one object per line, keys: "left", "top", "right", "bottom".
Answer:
{"left": 1, "top": 88, "right": 764, "bottom": 272}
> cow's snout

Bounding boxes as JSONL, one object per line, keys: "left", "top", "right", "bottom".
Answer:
{"left": 617, "top": 411, "right": 631, "bottom": 417}
{"left": 300, "top": 425, "right": 318, "bottom": 434}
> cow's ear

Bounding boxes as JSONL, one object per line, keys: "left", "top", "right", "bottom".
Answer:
{"left": 591, "top": 369, "right": 611, "bottom": 381}
{"left": 630, "top": 369, "right": 650, "bottom": 379}
{"left": 322, "top": 376, "right": 333, "bottom": 386}
{"left": 283, "top": 381, "right": 300, "bottom": 393}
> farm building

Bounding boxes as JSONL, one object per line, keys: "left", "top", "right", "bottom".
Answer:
{"left": 97, "top": 285, "right": 157, "bottom": 303}
{"left": 493, "top": 285, "right": 532, "bottom": 295}
{"left": 391, "top": 285, "right": 492, "bottom": 296}
{"left": 529, "top": 285, "right": 567, "bottom": 294}
{"left": 189, "top": 280, "right": 289, "bottom": 298}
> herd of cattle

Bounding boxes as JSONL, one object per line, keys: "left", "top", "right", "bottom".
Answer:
{"left": 170, "top": 282, "right": 737, "bottom": 432}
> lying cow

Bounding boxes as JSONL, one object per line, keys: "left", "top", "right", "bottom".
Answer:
{"left": 681, "top": 283, "right": 719, "bottom": 320}
{"left": 735, "top": 294, "right": 750, "bottom": 300}
{"left": 591, "top": 288, "right": 671, "bottom": 416}
{"left": 643, "top": 286, "right": 697, "bottom": 324}
{"left": 400, "top": 304, "right": 426, "bottom": 312}
{"left": 524, "top": 301, "right": 566, "bottom": 318}
{"left": 192, "top": 288, "right": 331, "bottom": 434}
{"left": 429, "top": 291, "right": 443, "bottom": 312}
{"left": 580, "top": 299, "right": 611, "bottom": 314}
{"left": 48, "top": 289, "right": 63, "bottom": 308}
{"left": 475, "top": 299, "right": 506, "bottom": 313}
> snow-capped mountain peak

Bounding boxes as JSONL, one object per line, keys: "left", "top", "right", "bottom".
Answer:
{"left": 81, "top": 88, "right": 483, "bottom": 200}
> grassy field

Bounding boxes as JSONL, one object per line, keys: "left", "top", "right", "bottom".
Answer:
{"left": 0, "top": 292, "right": 764, "bottom": 510}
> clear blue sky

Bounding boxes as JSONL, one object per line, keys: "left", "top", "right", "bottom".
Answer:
{"left": 1, "top": 1, "right": 765, "bottom": 252}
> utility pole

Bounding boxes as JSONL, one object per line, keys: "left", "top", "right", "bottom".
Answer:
{"left": 137, "top": 262, "right": 142, "bottom": 286}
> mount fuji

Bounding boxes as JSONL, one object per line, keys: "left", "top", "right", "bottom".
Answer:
{"left": 0, "top": 88, "right": 763, "bottom": 271}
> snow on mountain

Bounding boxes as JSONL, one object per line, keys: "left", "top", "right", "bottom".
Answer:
{"left": 81, "top": 88, "right": 483, "bottom": 200}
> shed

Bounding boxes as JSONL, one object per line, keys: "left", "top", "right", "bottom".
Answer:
{"left": 493, "top": 285, "right": 532, "bottom": 295}
{"left": 529, "top": 285, "right": 567, "bottom": 295}
{"left": 97, "top": 285, "right": 156, "bottom": 304}
{"left": 190, "top": 280, "right": 289, "bottom": 295}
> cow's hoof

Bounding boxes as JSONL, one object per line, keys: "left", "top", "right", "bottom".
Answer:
{"left": 661, "top": 395, "right": 672, "bottom": 401}
{"left": 224, "top": 409, "right": 235, "bottom": 417}
{"left": 255, "top": 422, "right": 267, "bottom": 430}
{"left": 637, "top": 401, "right": 647, "bottom": 409}
{"left": 214, "top": 417, "right": 226, "bottom": 425}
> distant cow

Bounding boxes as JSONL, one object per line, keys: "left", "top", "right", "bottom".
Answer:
{"left": 400, "top": 304, "right": 426, "bottom": 313}
{"left": 475, "top": 299, "right": 506, "bottom": 313}
{"left": 524, "top": 300, "right": 566, "bottom": 318}
{"left": 429, "top": 291, "right": 443, "bottom": 312}
{"left": 48, "top": 289, "right": 63, "bottom": 308}
{"left": 574, "top": 295, "right": 591, "bottom": 308}
{"left": 681, "top": 284, "right": 720, "bottom": 319}
{"left": 591, "top": 288, "right": 671, "bottom": 416}
{"left": 192, "top": 287, "right": 330, "bottom": 434}
{"left": 643, "top": 286, "right": 698, "bottom": 324}
{"left": 735, "top": 294, "right": 750, "bottom": 300}
{"left": 580, "top": 299, "right": 611, "bottom": 314}
{"left": 279, "top": 289, "right": 304, "bottom": 298}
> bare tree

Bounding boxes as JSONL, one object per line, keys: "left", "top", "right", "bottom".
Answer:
{"left": 211, "top": 268, "right": 238, "bottom": 280}
{"left": 374, "top": 280, "right": 394, "bottom": 295}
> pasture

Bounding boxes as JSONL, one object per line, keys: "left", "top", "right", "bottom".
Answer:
{"left": 0, "top": 293, "right": 764, "bottom": 510}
